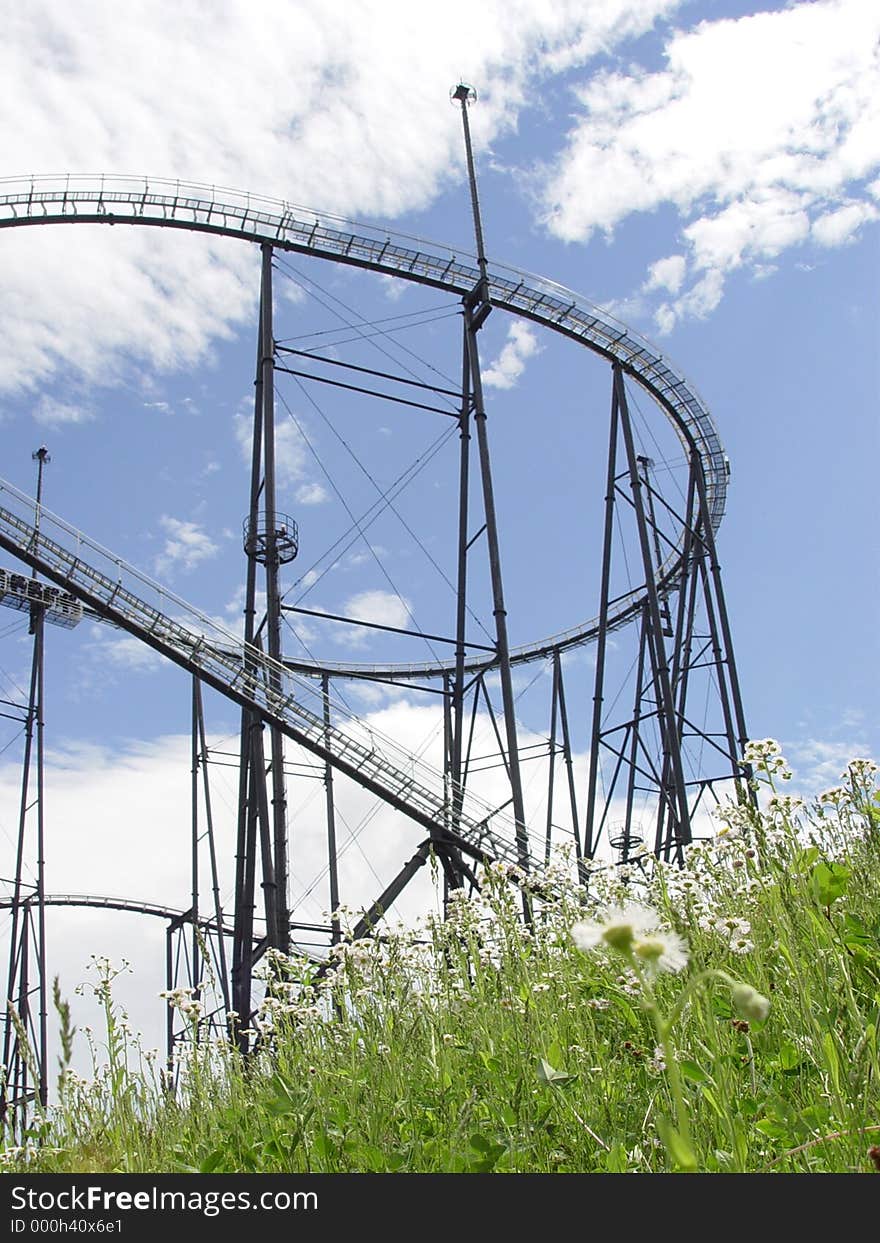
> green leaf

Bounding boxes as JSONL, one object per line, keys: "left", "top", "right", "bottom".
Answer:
{"left": 776, "top": 1041, "right": 803, "bottom": 1072}
{"left": 467, "top": 1134, "right": 506, "bottom": 1171}
{"left": 793, "top": 845, "right": 820, "bottom": 873}
{"left": 822, "top": 1032, "right": 841, "bottom": 1093}
{"left": 603, "top": 1141, "right": 629, "bottom": 1173}
{"left": 612, "top": 997, "right": 642, "bottom": 1029}
{"left": 799, "top": 1103, "right": 831, "bottom": 1132}
{"left": 755, "top": 1118, "right": 789, "bottom": 1140}
{"left": 810, "top": 860, "right": 850, "bottom": 906}
{"left": 843, "top": 913, "right": 870, "bottom": 945}
{"left": 537, "top": 1056, "right": 574, "bottom": 1085}
{"left": 701, "top": 1087, "right": 725, "bottom": 1119}
{"left": 197, "top": 1148, "right": 227, "bottom": 1174}
{"left": 679, "top": 1059, "right": 711, "bottom": 1084}
{"left": 656, "top": 1116, "right": 698, "bottom": 1172}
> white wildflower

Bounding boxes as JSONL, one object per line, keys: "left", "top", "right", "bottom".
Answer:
{"left": 571, "top": 904, "right": 657, "bottom": 955}
{"left": 631, "top": 929, "right": 689, "bottom": 975}
{"left": 647, "top": 1046, "right": 667, "bottom": 1074}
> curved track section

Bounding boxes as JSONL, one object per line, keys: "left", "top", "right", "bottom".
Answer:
{"left": 0, "top": 476, "right": 532, "bottom": 870}
{"left": 0, "top": 892, "right": 228, "bottom": 932}
{"left": 0, "top": 175, "right": 727, "bottom": 676}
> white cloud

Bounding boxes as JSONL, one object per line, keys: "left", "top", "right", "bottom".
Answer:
{"left": 295, "top": 481, "right": 329, "bottom": 505}
{"left": 643, "top": 254, "right": 686, "bottom": 295}
{"left": 785, "top": 736, "right": 876, "bottom": 793}
{"left": 297, "top": 568, "right": 320, "bottom": 591}
{"left": 343, "top": 589, "right": 411, "bottom": 634}
{"left": 541, "top": 0, "right": 880, "bottom": 325}
{"left": 31, "top": 396, "right": 96, "bottom": 427}
{"left": 0, "top": 0, "right": 680, "bottom": 394}
{"left": 233, "top": 407, "right": 314, "bottom": 493}
{"left": 482, "top": 321, "right": 541, "bottom": 390}
{"left": 95, "top": 632, "right": 165, "bottom": 672}
{"left": 153, "top": 515, "right": 220, "bottom": 576}
{"left": 812, "top": 200, "right": 879, "bottom": 247}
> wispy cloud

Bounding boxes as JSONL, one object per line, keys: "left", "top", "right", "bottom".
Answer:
{"left": 295, "top": 481, "right": 329, "bottom": 505}
{"left": 786, "top": 735, "right": 877, "bottom": 794}
{"left": 32, "top": 396, "right": 95, "bottom": 427}
{"left": 482, "top": 322, "right": 541, "bottom": 390}
{"left": 336, "top": 588, "right": 412, "bottom": 647}
{"left": 233, "top": 406, "right": 316, "bottom": 495}
{"left": 540, "top": 0, "right": 880, "bottom": 330}
{"left": 153, "top": 515, "right": 220, "bottom": 576}
{"left": 0, "top": 0, "right": 680, "bottom": 394}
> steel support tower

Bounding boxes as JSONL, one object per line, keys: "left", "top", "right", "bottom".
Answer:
{"left": 0, "top": 94, "right": 753, "bottom": 1122}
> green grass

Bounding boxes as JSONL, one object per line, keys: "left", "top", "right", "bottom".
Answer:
{"left": 3, "top": 748, "right": 879, "bottom": 1174}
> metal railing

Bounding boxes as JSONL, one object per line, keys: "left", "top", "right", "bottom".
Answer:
{"left": 0, "top": 175, "right": 728, "bottom": 676}
{"left": 0, "top": 475, "right": 534, "bottom": 869}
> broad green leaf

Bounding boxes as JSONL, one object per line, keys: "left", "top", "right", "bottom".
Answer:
{"left": 679, "top": 1059, "right": 711, "bottom": 1084}
{"left": 547, "top": 1039, "right": 565, "bottom": 1066}
{"left": 612, "top": 997, "right": 641, "bottom": 1029}
{"left": 537, "top": 1056, "right": 574, "bottom": 1085}
{"left": 198, "top": 1148, "right": 226, "bottom": 1173}
{"left": 843, "top": 913, "right": 870, "bottom": 945}
{"left": 755, "top": 1118, "right": 789, "bottom": 1141}
{"left": 603, "top": 1142, "right": 628, "bottom": 1173}
{"left": 656, "top": 1116, "right": 698, "bottom": 1172}
{"left": 793, "top": 845, "right": 820, "bottom": 873}
{"left": 811, "top": 860, "right": 850, "bottom": 906}
{"left": 701, "top": 1087, "right": 725, "bottom": 1119}
{"left": 467, "top": 1134, "right": 506, "bottom": 1171}
{"left": 777, "top": 1041, "right": 802, "bottom": 1072}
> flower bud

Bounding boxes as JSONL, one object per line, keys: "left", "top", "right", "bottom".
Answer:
{"left": 731, "top": 982, "right": 770, "bottom": 1022}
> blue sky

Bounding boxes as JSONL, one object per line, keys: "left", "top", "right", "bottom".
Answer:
{"left": 0, "top": 0, "right": 877, "bottom": 1062}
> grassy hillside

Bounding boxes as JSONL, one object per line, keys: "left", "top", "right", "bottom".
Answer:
{"left": 3, "top": 745, "right": 879, "bottom": 1174}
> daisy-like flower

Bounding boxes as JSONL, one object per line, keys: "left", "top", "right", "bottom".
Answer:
{"left": 571, "top": 904, "right": 658, "bottom": 955}
{"left": 767, "top": 794, "right": 803, "bottom": 817}
{"left": 716, "top": 916, "right": 751, "bottom": 940}
{"left": 843, "top": 758, "right": 877, "bottom": 780}
{"left": 572, "top": 905, "right": 689, "bottom": 975}
{"left": 818, "top": 786, "right": 848, "bottom": 806}
{"left": 631, "top": 929, "right": 690, "bottom": 975}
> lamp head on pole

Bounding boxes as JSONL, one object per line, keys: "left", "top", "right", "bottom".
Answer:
{"left": 450, "top": 82, "right": 477, "bottom": 106}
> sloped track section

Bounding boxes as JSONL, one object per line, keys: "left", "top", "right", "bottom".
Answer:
{"left": 0, "top": 475, "right": 533, "bottom": 871}
{"left": 0, "top": 175, "right": 728, "bottom": 676}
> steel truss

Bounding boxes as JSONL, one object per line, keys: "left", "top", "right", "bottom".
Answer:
{"left": 0, "top": 103, "right": 752, "bottom": 1127}
{"left": 584, "top": 365, "right": 753, "bottom": 865}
